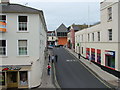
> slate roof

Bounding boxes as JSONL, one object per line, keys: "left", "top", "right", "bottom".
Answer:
{"left": 0, "top": 3, "right": 42, "bottom": 13}
{"left": 56, "top": 23, "right": 68, "bottom": 32}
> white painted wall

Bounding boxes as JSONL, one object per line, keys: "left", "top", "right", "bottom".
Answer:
{"left": 0, "top": 12, "right": 47, "bottom": 88}
{"left": 75, "top": 1, "right": 120, "bottom": 71}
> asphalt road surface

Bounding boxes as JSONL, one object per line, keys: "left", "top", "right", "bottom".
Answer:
{"left": 52, "top": 47, "right": 110, "bottom": 89}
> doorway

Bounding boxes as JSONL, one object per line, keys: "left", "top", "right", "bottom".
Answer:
{"left": 7, "top": 71, "right": 18, "bottom": 88}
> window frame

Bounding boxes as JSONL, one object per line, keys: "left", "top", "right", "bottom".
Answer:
{"left": 0, "top": 39, "right": 7, "bottom": 56}
{"left": 17, "top": 15, "right": 29, "bottom": 32}
{"left": 17, "top": 39, "right": 29, "bottom": 56}
{"left": 108, "top": 29, "right": 112, "bottom": 41}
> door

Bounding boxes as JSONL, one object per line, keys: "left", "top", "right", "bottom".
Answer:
{"left": 7, "top": 72, "right": 18, "bottom": 88}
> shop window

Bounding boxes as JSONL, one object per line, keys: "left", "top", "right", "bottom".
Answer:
{"left": 97, "top": 49, "right": 101, "bottom": 64}
{"left": 20, "top": 71, "right": 28, "bottom": 86}
{"left": 105, "top": 51, "right": 115, "bottom": 69}
{"left": 0, "top": 72, "right": 5, "bottom": 85}
{"left": 91, "top": 48, "right": 95, "bottom": 61}
{"left": 86, "top": 48, "right": 90, "bottom": 59}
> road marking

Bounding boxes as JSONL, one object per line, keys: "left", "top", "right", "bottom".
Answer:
{"left": 66, "top": 59, "right": 77, "bottom": 62}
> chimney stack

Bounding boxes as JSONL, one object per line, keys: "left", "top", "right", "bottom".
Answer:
{"left": 0, "top": 0, "right": 9, "bottom": 4}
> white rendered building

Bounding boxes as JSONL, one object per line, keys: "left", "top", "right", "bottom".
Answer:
{"left": 75, "top": 0, "right": 120, "bottom": 74}
{"left": 0, "top": 0, "right": 47, "bottom": 89}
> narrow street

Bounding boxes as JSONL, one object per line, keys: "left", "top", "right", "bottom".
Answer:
{"left": 52, "top": 47, "right": 109, "bottom": 88}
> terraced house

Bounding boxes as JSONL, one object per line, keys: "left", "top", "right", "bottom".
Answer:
{"left": 75, "top": 0, "right": 120, "bottom": 77}
{"left": 0, "top": 0, "right": 47, "bottom": 89}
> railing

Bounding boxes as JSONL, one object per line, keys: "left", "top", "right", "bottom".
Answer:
{"left": 0, "top": 20, "right": 6, "bottom": 32}
{"left": 19, "top": 22, "right": 27, "bottom": 31}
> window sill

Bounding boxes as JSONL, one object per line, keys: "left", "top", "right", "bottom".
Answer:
{"left": 17, "top": 55, "right": 29, "bottom": 57}
{"left": 17, "top": 31, "right": 29, "bottom": 33}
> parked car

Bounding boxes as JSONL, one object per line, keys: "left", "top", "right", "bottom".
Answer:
{"left": 48, "top": 45, "right": 53, "bottom": 49}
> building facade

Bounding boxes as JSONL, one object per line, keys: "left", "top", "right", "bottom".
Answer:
{"left": 47, "top": 31, "right": 57, "bottom": 46}
{"left": 55, "top": 23, "right": 68, "bottom": 46}
{"left": 67, "top": 24, "right": 88, "bottom": 50}
{"left": 0, "top": 0, "right": 47, "bottom": 89}
{"left": 75, "top": 1, "right": 120, "bottom": 74}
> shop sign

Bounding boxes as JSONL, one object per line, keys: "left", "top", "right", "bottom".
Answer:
{"left": 2, "top": 66, "right": 21, "bottom": 71}
{"left": 105, "top": 51, "right": 115, "bottom": 56}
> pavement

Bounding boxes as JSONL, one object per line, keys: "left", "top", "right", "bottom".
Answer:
{"left": 65, "top": 47, "right": 120, "bottom": 89}
{"left": 38, "top": 49, "right": 55, "bottom": 89}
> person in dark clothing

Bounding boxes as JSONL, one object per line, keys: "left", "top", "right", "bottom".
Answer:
{"left": 55, "top": 55, "right": 58, "bottom": 62}
{"left": 48, "top": 54, "right": 51, "bottom": 62}
{"left": 47, "top": 63, "right": 51, "bottom": 75}
{"left": 78, "top": 53, "right": 81, "bottom": 59}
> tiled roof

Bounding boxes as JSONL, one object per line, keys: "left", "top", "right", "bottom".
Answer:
{"left": 0, "top": 3, "right": 42, "bottom": 13}
{"left": 56, "top": 23, "right": 68, "bottom": 32}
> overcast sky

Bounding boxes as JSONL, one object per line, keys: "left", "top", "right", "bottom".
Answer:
{"left": 10, "top": 0, "right": 103, "bottom": 31}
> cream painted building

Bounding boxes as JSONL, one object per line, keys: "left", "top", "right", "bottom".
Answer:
{"left": 0, "top": 0, "right": 47, "bottom": 89}
{"left": 75, "top": 0, "right": 120, "bottom": 73}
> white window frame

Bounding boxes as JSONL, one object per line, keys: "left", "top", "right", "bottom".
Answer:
{"left": 17, "top": 39, "right": 29, "bottom": 56}
{"left": 0, "top": 39, "right": 7, "bottom": 56}
{"left": 17, "top": 15, "right": 29, "bottom": 32}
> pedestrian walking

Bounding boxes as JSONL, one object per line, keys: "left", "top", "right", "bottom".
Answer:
{"left": 88, "top": 55, "right": 92, "bottom": 64}
{"left": 78, "top": 53, "right": 81, "bottom": 59}
{"left": 47, "top": 63, "right": 51, "bottom": 75}
{"left": 51, "top": 55, "right": 55, "bottom": 63}
{"left": 55, "top": 54, "right": 58, "bottom": 62}
{"left": 48, "top": 54, "right": 51, "bottom": 62}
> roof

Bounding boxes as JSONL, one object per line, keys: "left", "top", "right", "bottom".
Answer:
{"left": 56, "top": 23, "right": 68, "bottom": 32}
{"left": 0, "top": 3, "right": 42, "bottom": 13}
{"left": 71, "top": 24, "right": 88, "bottom": 31}
{"left": 0, "top": 3, "right": 47, "bottom": 32}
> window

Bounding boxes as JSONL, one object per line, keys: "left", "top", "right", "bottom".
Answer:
{"left": 108, "top": 7, "right": 112, "bottom": 21}
{"left": 0, "top": 15, "right": 6, "bottom": 22}
{"left": 88, "top": 34, "right": 90, "bottom": 42}
{"left": 0, "top": 40, "right": 6, "bottom": 55}
{"left": 20, "top": 71, "right": 28, "bottom": 86}
{"left": 92, "top": 33, "right": 94, "bottom": 41}
{"left": 18, "top": 16, "right": 27, "bottom": 31}
{"left": 108, "top": 29, "right": 112, "bottom": 41}
{"left": 98, "top": 32, "right": 100, "bottom": 41}
{"left": 18, "top": 40, "right": 27, "bottom": 55}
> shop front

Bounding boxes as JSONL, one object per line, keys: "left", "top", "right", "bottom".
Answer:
{"left": 86, "top": 48, "right": 90, "bottom": 59}
{"left": 0, "top": 65, "right": 31, "bottom": 89}
{"left": 91, "top": 48, "right": 95, "bottom": 62}
{"left": 97, "top": 49, "right": 101, "bottom": 64}
{"left": 105, "top": 50, "right": 115, "bottom": 69}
